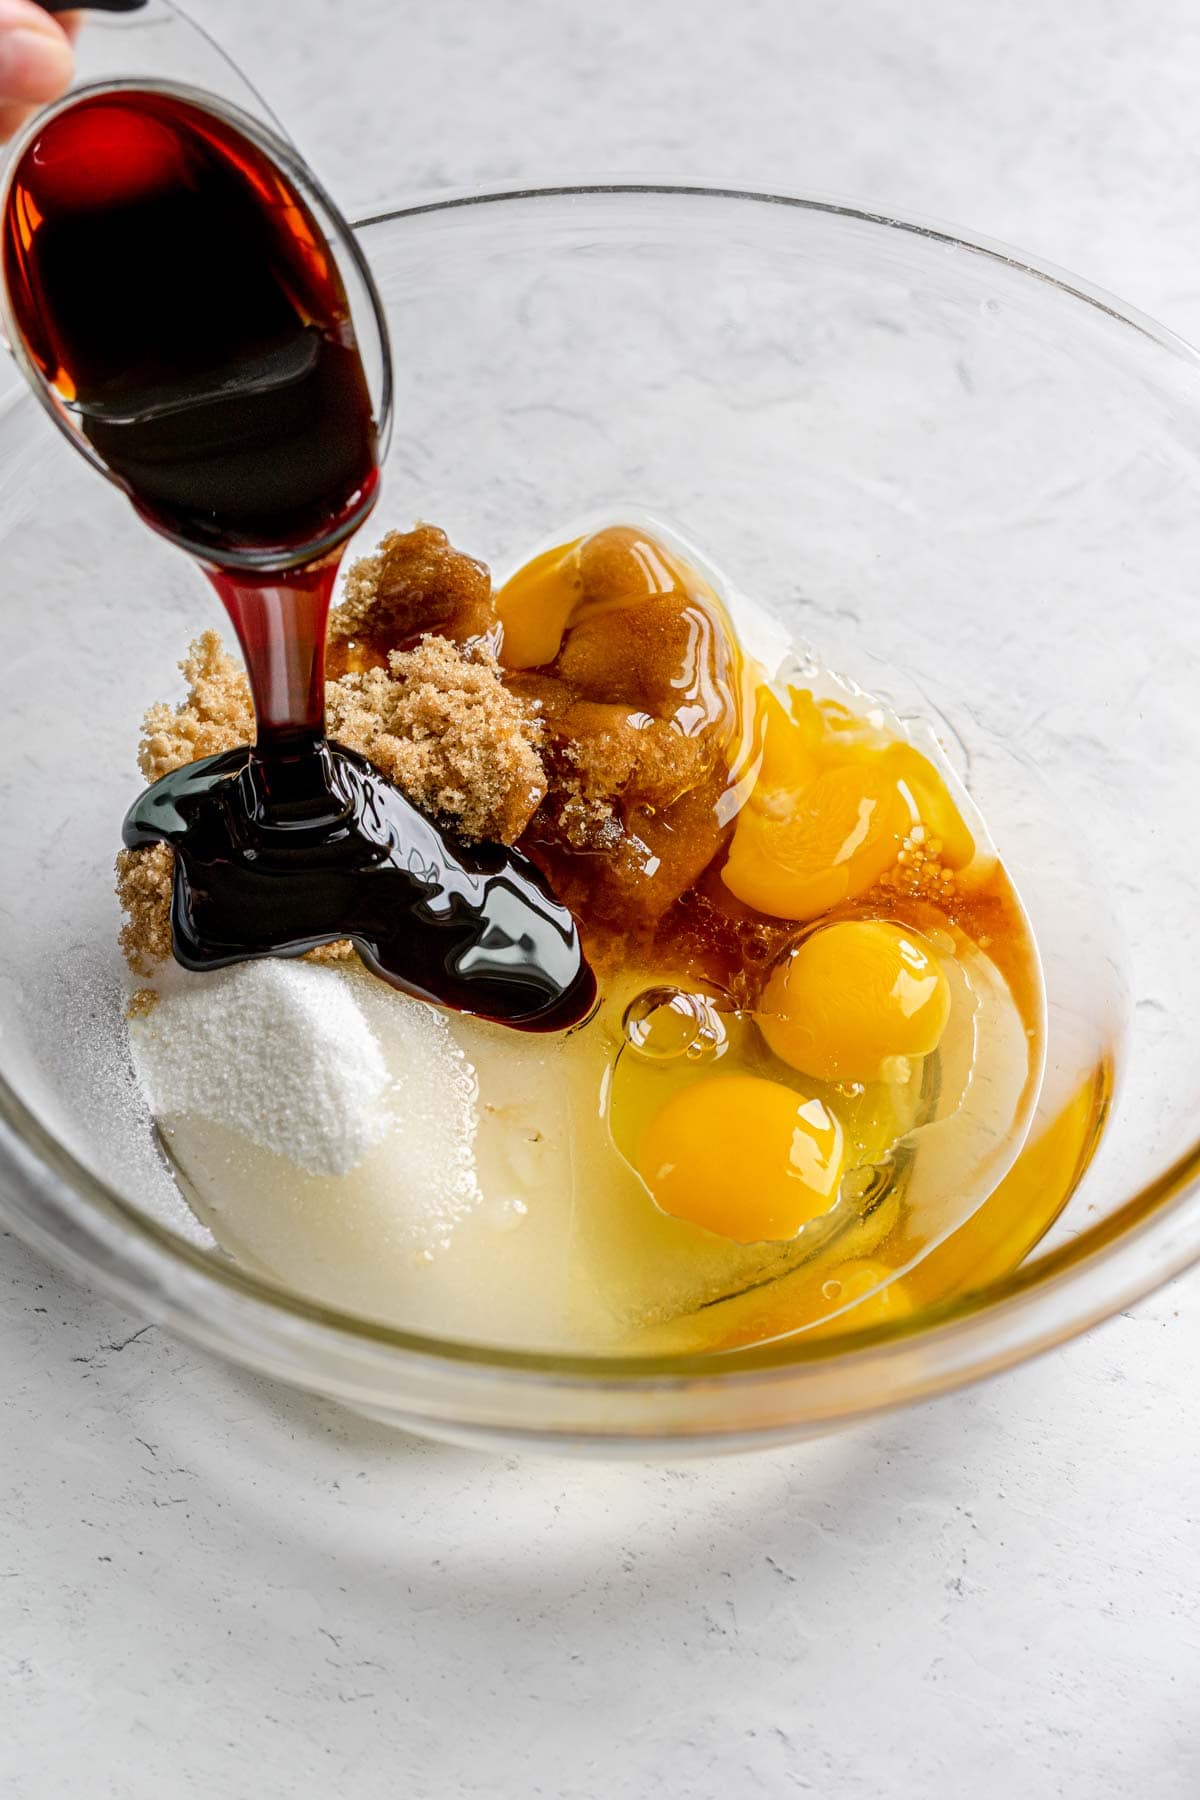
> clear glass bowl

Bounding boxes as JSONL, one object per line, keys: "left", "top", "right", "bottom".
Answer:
{"left": 1, "top": 185, "right": 1198, "bottom": 1455}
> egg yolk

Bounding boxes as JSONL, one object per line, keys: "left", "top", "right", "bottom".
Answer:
{"left": 636, "top": 1073, "right": 846, "bottom": 1243}
{"left": 724, "top": 760, "right": 913, "bottom": 920}
{"left": 880, "top": 742, "right": 976, "bottom": 873}
{"left": 494, "top": 538, "right": 584, "bottom": 669}
{"left": 723, "top": 682, "right": 975, "bottom": 921}
{"left": 759, "top": 919, "right": 952, "bottom": 1084}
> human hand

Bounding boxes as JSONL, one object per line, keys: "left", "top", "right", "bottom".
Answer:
{"left": 0, "top": 0, "right": 75, "bottom": 142}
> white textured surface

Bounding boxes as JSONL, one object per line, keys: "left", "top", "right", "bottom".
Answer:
{"left": 3, "top": 2, "right": 1199, "bottom": 1796}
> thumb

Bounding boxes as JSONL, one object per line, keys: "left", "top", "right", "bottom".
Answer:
{"left": 0, "top": 0, "right": 73, "bottom": 140}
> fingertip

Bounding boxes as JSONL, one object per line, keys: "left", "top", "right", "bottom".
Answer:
{"left": 0, "top": 24, "right": 73, "bottom": 107}
{"left": 0, "top": 0, "right": 73, "bottom": 40}
{"left": 0, "top": 95, "right": 32, "bottom": 142}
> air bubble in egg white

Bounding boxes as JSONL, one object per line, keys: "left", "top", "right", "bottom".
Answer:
{"left": 622, "top": 985, "right": 732, "bottom": 1064}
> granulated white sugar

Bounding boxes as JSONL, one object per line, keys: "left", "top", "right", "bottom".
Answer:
{"left": 129, "top": 960, "right": 391, "bottom": 1176}
{"left": 128, "top": 959, "right": 485, "bottom": 1269}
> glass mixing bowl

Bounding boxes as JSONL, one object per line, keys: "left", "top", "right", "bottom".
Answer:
{"left": 1, "top": 185, "right": 1198, "bottom": 1455}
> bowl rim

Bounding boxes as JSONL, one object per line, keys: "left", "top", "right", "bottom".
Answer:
{"left": 2, "top": 179, "right": 1198, "bottom": 1438}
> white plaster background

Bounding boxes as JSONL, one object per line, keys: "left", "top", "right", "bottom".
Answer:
{"left": 2, "top": 2, "right": 1198, "bottom": 1795}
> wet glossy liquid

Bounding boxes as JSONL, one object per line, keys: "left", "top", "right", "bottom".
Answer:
{"left": 210, "top": 559, "right": 338, "bottom": 749}
{"left": 4, "top": 90, "right": 594, "bottom": 1028}
{"left": 2, "top": 91, "right": 378, "bottom": 560}
{"left": 122, "top": 744, "right": 595, "bottom": 1031}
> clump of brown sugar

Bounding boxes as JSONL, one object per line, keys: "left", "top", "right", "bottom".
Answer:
{"left": 119, "top": 633, "right": 251, "bottom": 972}
{"left": 138, "top": 631, "right": 254, "bottom": 782}
{"left": 328, "top": 524, "right": 496, "bottom": 673}
{"left": 120, "top": 632, "right": 259, "bottom": 977}
{"left": 326, "top": 635, "right": 545, "bottom": 845}
{"left": 304, "top": 938, "right": 357, "bottom": 965}
{"left": 116, "top": 842, "right": 175, "bottom": 976}
{"left": 501, "top": 528, "right": 742, "bottom": 927}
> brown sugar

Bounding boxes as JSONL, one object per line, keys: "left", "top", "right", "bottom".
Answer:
{"left": 304, "top": 938, "right": 357, "bottom": 965}
{"left": 115, "top": 843, "right": 175, "bottom": 975}
{"left": 135, "top": 618, "right": 543, "bottom": 850}
{"left": 328, "top": 524, "right": 496, "bottom": 673}
{"left": 325, "top": 635, "right": 546, "bottom": 845}
{"left": 499, "top": 527, "right": 743, "bottom": 928}
{"left": 138, "top": 631, "right": 255, "bottom": 783}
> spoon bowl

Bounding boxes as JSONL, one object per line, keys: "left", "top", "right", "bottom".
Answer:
{"left": 0, "top": 76, "right": 393, "bottom": 568}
